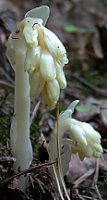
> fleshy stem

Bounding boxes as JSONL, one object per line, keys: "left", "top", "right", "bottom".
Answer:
{"left": 11, "top": 52, "right": 32, "bottom": 191}
{"left": 56, "top": 102, "right": 70, "bottom": 200}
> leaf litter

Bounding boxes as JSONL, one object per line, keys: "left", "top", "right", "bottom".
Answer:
{"left": 0, "top": 0, "right": 107, "bottom": 199}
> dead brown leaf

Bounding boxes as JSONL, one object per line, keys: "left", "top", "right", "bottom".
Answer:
{"left": 66, "top": 154, "right": 96, "bottom": 187}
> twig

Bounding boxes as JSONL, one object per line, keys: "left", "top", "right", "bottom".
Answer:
{"left": 0, "top": 161, "right": 56, "bottom": 186}
{"left": 30, "top": 101, "right": 40, "bottom": 126}
{"left": 0, "top": 80, "right": 14, "bottom": 88}
{"left": 93, "top": 158, "right": 103, "bottom": 200}
{"left": 35, "top": 177, "right": 45, "bottom": 193}
{"left": 0, "top": 67, "right": 14, "bottom": 84}
{"left": 81, "top": 195, "right": 98, "bottom": 200}
{"left": 75, "top": 189, "right": 86, "bottom": 200}
{"left": 94, "top": 185, "right": 103, "bottom": 200}
{"left": 73, "top": 168, "right": 95, "bottom": 188}
{"left": 93, "top": 158, "right": 99, "bottom": 184}
{"left": 78, "top": 194, "right": 86, "bottom": 200}
{"left": 77, "top": 194, "right": 86, "bottom": 200}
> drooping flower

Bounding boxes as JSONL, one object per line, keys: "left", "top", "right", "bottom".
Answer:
{"left": 48, "top": 100, "right": 102, "bottom": 165}
{"left": 48, "top": 100, "right": 103, "bottom": 200}
{"left": 57, "top": 100, "right": 103, "bottom": 160}
{"left": 15, "top": 6, "right": 68, "bottom": 109}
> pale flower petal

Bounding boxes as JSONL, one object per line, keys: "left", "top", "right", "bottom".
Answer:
{"left": 30, "top": 70, "right": 45, "bottom": 99}
{"left": 70, "top": 141, "right": 93, "bottom": 159}
{"left": 60, "top": 100, "right": 79, "bottom": 119}
{"left": 40, "top": 52, "right": 56, "bottom": 81}
{"left": 70, "top": 142, "right": 86, "bottom": 160}
{"left": 94, "top": 143, "right": 103, "bottom": 152}
{"left": 47, "top": 79, "right": 60, "bottom": 102}
{"left": 70, "top": 124, "right": 87, "bottom": 146}
{"left": 43, "top": 27, "right": 68, "bottom": 65}
{"left": 25, "top": 6, "right": 50, "bottom": 26}
{"left": 42, "top": 85, "right": 57, "bottom": 110}
{"left": 55, "top": 63, "right": 67, "bottom": 89}
{"left": 93, "top": 151, "right": 101, "bottom": 157}
{"left": 79, "top": 122, "right": 101, "bottom": 143}
{"left": 24, "top": 46, "right": 40, "bottom": 73}
{"left": 84, "top": 145, "right": 93, "bottom": 157}
{"left": 20, "top": 17, "right": 39, "bottom": 47}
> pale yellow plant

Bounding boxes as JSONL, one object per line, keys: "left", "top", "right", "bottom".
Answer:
{"left": 6, "top": 5, "right": 103, "bottom": 199}
{"left": 48, "top": 100, "right": 103, "bottom": 200}
{"left": 6, "top": 5, "right": 68, "bottom": 191}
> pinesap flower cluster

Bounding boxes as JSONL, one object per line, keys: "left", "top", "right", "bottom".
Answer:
{"left": 56, "top": 100, "right": 103, "bottom": 160}
{"left": 17, "top": 14, "right": 68, "bottom": 109}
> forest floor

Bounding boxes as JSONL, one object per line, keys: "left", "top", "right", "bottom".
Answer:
{"left": 0, "top": 0, "right": 107, "bottom": 199}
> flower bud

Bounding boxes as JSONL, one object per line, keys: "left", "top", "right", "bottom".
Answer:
{"left": 30, "top": 70, "right": 45, "bottom": 99}
{"left": 70, "top": 124, "right": 87, "bottom": 146}
{"left": 42, "top": 85, "right": 57, "bottom": 110}
{"left": 40, "top": 52, "right": 56, "bottom": 81}
{"left": 18, "top": 17, "right": 40, "bottom": 47}
{"left": 55, "top": 63, "right": 67, "bottom": 89}
{"left": 24, "top": 46, "right": 40, "bottom": 73}
{"left": 79, "top": 122, "right": 101, "bottom": 143}
{"left": 47, "top": 79, "right": 60, "bottom": 102}
{"left": 43, "top": 27, "right": 68, "bottom": 65}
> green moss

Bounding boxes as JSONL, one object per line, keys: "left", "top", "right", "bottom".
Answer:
{"left": 70, "top": 52, "right": 107, "bottom": 88}
{"left": 30, "top": 113, "right": 41, "bottom": 155}
{"left": 98, "top": 172, "right": 107, "bottom": 198}
{"left": 0, "top": 114, "right": 11, "bottom": 144}
{"left": 99, "top": 0, "right": 107, "bottom": 5}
